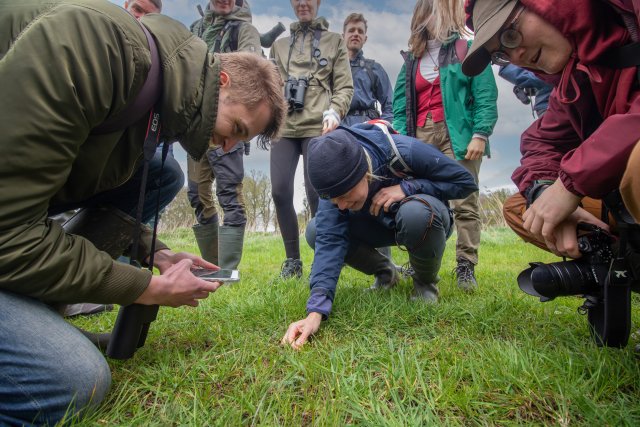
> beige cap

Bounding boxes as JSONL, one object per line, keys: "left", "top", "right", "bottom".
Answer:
{"left": 462, "top": 0, "right": 519, "bottom": 76}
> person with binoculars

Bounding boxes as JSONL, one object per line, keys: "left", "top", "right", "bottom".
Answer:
{"left": 281, "top": 121, "right": 477, "bottom": 350}
{"left": 269, "top": 0, "right": 354, "bottom": 279}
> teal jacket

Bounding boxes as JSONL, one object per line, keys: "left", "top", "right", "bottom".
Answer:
{"left": 392, "top": 37, "right": 498, "bottom": 160}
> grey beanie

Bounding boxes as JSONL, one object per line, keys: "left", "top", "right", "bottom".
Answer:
{"left": 308, "top": 129, "right": 368, "bottom": 199}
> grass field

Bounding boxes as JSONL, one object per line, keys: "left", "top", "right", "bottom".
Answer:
{"left": 72, "top": 228, "right": 640, "bottom": 426}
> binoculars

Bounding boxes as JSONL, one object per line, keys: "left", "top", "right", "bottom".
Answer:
{"left": 284, "top": 76, "right": 308, "bottom": 113}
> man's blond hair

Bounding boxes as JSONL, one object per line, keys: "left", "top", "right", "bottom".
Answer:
{"left": 217, "top": 52, "right": 287, "bottom": 148}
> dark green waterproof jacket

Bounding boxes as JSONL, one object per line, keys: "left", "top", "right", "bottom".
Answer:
{"left": 190, "top": 1, "right": 261, "bottom": 54}
{"left": 0, "top": 0, "right": 220, "bottom": 304}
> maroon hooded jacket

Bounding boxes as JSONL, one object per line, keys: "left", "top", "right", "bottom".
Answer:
{"left": 468, "top": 0, "right": 640, "bottom": 198}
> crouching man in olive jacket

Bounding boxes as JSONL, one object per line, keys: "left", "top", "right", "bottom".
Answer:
{"left": 0, "top": 1, "right": 286, "bottom": 425}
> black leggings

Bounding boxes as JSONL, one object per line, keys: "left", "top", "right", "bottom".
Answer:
{"left": 270, "top": 136, "right": 319, "bottom": 259}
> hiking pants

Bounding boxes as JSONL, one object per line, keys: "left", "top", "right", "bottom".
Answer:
{"left": 187, "top": 142, "right": 246, "bottom": 226}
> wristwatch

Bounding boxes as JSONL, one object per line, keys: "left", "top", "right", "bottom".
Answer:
{"left": 525, "top": 179, "right": 555, "bottom": 208}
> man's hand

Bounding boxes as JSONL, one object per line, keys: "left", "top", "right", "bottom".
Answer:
{"left": 370, "top": 185, "right": 406, "bottom": 216}
{"left": 522, "top": 180, "right": 609, "bottom": 257}
{"left": 281, "top": 312, "right": 322, "bottom": 350}
{"left": 152, "top": 249, "right": 218, "bottom": 274}
{"left": 465, "top": 137, "right": 486, "bottom": 160}
{"left": 135, "top": 259, "right": 222, "bottom": 307}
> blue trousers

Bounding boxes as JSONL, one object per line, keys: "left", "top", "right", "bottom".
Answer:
{"left": 306, "top": 194, "right": 452, "bottom": 282}
{"left": 0, "top": 291, "right": 111, "bottom": 426}
{"left": 2, "top": 151, "right": 183, "bottom": 426}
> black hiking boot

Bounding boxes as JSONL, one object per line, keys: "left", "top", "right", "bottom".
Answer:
{"left": 410, "top": 275, "right": 439, "bottom": 303}
{"left": 455, "top": 258, "right": 478, "bottom": 292}
{"left": 280, "top": 258, "right": 303, "bottom": 279}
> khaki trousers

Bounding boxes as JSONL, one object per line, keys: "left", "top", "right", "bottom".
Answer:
{"left": 416, "top": 116, "right": 482, "bottom": 264}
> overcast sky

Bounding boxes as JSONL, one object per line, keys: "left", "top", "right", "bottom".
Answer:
{"left": 115, "top": 0, "right": 540, "bottom": 210}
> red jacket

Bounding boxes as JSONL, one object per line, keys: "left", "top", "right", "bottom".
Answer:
{"left": 500, "top": 0, "right": 640, "bottom": 197}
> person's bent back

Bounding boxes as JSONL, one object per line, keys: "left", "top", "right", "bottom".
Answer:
{"left": 0, "top": 1, "right": 286, "bottom": 424}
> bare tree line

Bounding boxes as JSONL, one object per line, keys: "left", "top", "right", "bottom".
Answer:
{"left": 158, "top": 170, "right": 513, "bottom": 233}
{"left": 158, "top": 169, "right": 307, "bottom": 233}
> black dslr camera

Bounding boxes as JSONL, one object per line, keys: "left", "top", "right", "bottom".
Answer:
{"left": 517, "top": 223, "right": 635, "bottom": 347}
{"left": 284, "top": 76, "right": 308, "bottom": 113}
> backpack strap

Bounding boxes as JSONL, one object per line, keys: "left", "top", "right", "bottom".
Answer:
{"left": 598, "top": 42, "right": 640, "bottom": 82}
{"left": 368, "top": 119, "right": 413, "bottom": 178}
{"left": 598, "top": 0, "right": 640, "bottom": 82}
{"left": 363, "top": 59, "right": 378, "bottom": 95}
{"left": 92, "top": 22, "right": 162, "bottom": 135}
{"left": 213, "top": 20, "right": 241, "bottom": 53}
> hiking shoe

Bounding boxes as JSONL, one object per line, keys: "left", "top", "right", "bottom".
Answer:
{"left": 63, "top": 303, "right": 114, "bottom": 318}
{"left": 454, "top": 258, "right": 478, "bottom": 292}
{"left": 410, "top": 275, "right": 439, "bottom": 303}
{"left": 400, "top": 262, "right": 415, "bottom": 278}
{"left": 280, "top": 258, "right": 303, "bottom": 279}
{"left": 368, "top": 264, "right": 399, "bottom": 291}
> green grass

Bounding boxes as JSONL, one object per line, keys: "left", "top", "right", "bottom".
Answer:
{"left": 71, "top": 228, "right": 640, "bottom": 426}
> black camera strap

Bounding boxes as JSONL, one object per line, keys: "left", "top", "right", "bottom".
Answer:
{"left": 285, "top": 26, "right": 324, "bottom": 79}
{"left": 587, "top": 224, "right": 633, "bottom": 347}
{"left": 585, "top": 192, "right": 634, "bottom": 347}
{"left": 128, "top": 108, "right": 163, "bottom": 269}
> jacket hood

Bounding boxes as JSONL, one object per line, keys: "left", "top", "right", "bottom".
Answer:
{"left": 520, "top": 0, "right": 634, "bottom": 115}
{"left": 290, "top": 17, "right": 329, "bottom": 33}
{"left": 205, "top": 0, "right": 253, "bottom": 24}
{"left": 521, "top": 0, "right": 628, "bottom": 66}
{"left": 142, "top": 15, "right": 219, "bottom": 161}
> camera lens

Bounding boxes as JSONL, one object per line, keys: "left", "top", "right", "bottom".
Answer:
{"left": 517, "top": 260, "right": 604, "bottom": 301}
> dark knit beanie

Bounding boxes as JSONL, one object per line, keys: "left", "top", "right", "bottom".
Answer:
{"left": 308, "top": 129, "right": 368, "bottom": 199}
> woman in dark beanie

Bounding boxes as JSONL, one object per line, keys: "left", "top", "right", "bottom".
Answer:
{"left": 281, "top": 121, "right": 477, "bottom": 350}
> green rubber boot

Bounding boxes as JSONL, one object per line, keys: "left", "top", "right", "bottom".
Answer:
{"left": 192, "top": 222, "right": 219, "bottom": 265}
{"left": 218, "top": 225, "right": 245, "bottom": 270}
{"left": 409, "top": 253, "right": 441, "bottom": 303}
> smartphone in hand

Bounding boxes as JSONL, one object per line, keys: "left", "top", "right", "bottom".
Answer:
{"left": 191, "top": 268, "right": 240, "bottom": 283}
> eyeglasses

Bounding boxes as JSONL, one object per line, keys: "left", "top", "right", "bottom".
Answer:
{"left": 490, "top": 6, "right": 525, "bottom": 66}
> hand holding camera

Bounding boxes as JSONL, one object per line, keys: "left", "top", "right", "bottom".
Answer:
{"left": 523, "top": 180, "right": 609, "bottom": 257}
{"left": 518, "top": 222, "right": 636, "bottom": 348}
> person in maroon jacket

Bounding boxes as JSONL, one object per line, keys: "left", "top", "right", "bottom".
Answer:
{"left": 462, "top": 0, "right": 640, "bottom": 258}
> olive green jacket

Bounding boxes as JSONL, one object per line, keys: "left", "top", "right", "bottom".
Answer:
{"left": 0, "top": 0, "right": 219, "bottom": 304}
{"left": 190, "top": 2, "right": 261, "bottom": 54}
{"left": 270, "top": 18, "right": 353, "bottom": 137}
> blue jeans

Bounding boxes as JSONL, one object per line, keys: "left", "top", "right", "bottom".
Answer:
{"left": 0, "top": 291, "right": 111, "bottom": 426}
{"left": 5, "top": 150, "right": 183, "bottom": 425}
{"left": 49, "top": 150, "right": 184, "bottom": 224}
